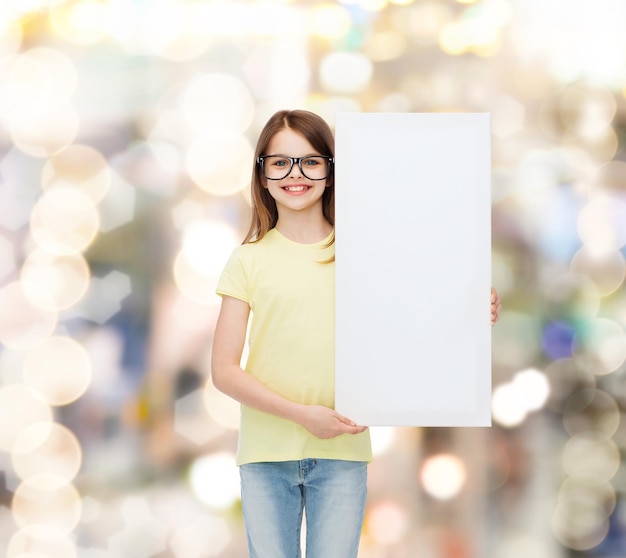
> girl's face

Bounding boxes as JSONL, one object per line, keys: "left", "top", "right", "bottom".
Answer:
{"left": 262, "top": 127, "right": 330, "bottom": 218}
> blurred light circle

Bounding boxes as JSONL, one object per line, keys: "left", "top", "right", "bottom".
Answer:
{"left": 8, "top": 525, "right": 77, "bottom": 557}
{"left": 22, "top": 336, "right": 92, "bottom": 406}
{"left": 578, "top": 195, "right": 626, "bottom": 252}
{"left": 20, "top": 250, "right": 90, "bottom": 311}
{"left": 173, "top": 252, "right": 220, "bottom": 306}
{"left": 42, "top": 144, "right": 111, "bottom": 205}
{"left": 186, "top": 133, "right": 252, "bottom": 196}
{"left": 49, "top": 0, "right": 109, "bottom": 45}
{"left": 570, "top": 247, "right": 625, "bottom": 296}
{"left": 493, "top": 534, "right": 551, "bottom": 558}
{"left": 562, "top": 389, "right": 620, "bottom": 439}
{"left": 188, "top": 452, "right": 240, "bottom": 509}
{"left": 308, "top": 4, "right": 352, "bottom": 39}
{"left": 0, "top": 18, "right": 23, "bottom": 58}
{"left": 406, "top": 2, "right": 453, "bottom": 43}
{"left": 370, "top": 426, "right": 397, "bottom": 456}
{"left": 12, "top": 422, "right": 82, "bottom": 484}
{"left": 319, "top": 52, "right": 373, "bottom": 94}
{"left": 367, "top": 500, "right": 408, "bottom": 545}
{"left": 355, "top": 0, "right": 388, "bottom": 10}
{"left": 420, "top": 453, "right": 466, "bottom": 500}
{"left": 543, "top": 273, "right": 600, "bottom": 322}
{"left": 365, "top": 31, "right": 407, "bottom": 61}
{"left": 574, "top": 318, "right": 626, "bottom": 375}
{"left": 562, "top": 433, "right": 620, "bottom": 481}
{"left": 180, "top": 73, "right": 254, "bottom": 135}
{"left": 559, "top": 477, "right": 616, "bottom": 520}
{"left": 0, "top": 48, "right": 77, "bottom": 129}
{"left": 512, "top": 368, "right": 550, "bottom": 411}
{"left": 0, "top": 385, "right": 52, "bottom": 452}
{"left": 598, "top": 160, "right": 626, "bottom": 191}
{"left": 492, "top": 383, "right": 526, "bottom": 427}
{"left": 141, "top": 1, "right": 210, "bottom": 61}
{"left": 181, "top": 220, "right": 238, "bottom": 276}
{"left": 12, "top": 476, "right": 82, "bottom": 537}
{"left": 438, "top": 22, "right": 468, "bottom": 55}
{"left": 11, "top": 103, "right": 80, "bottom": 158}
{"left": 577, "top": 127, "right": 619, "bottom": 165}
{"left": 169, "top": 514, "right": 231, "bottom": 558}
{"left": 552, "top": 500, "right": 609, "bottom": 551}
{"left": 203, "top": 379, "right": 240, "bottom": 430}
{"left": 545, "top": 357, "right": 596, "bottom": 414}
{"left": 0, "top": 282, "right": 57, "bottom": 350}
{"left": 558, "top": 83, "right": 616, "bottom": 140}
{"left": 30, "top": 188, "right": 100, "bottom": 255}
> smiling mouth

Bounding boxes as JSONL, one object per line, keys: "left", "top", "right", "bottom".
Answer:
{"left": 282, "top": 185, "right": 311, "bottom": 192}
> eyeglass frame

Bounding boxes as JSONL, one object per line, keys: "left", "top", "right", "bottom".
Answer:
{"left": 257, "top": 155, "right": 334, "bottom": 181}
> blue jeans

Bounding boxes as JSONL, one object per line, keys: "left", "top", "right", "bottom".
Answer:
{"left": 239, "top": 459, "right": 367, "bottom": 558}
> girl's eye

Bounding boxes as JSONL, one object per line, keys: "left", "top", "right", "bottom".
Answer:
{"left": 273, "top": 159, "right": 289, "bottom": 167}
{"left": 303, "top": 158, "right": 320, "bottom": 166}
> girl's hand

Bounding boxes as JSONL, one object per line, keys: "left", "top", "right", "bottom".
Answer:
{"left": 299, "top": 405, "right": 367, "bottom": 439}
{"left": 491, "top": 287, "right": 502, "bottom": 326}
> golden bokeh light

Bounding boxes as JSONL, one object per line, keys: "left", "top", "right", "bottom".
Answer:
{"left": 49, "top": 0, "right": 110, "bottom": 45}
{"left": 22, "top": 336, "right": 92, "bottom": 406}
{"left": 575, "top": 318, "right": 626, "bottom": 375}
{"left": 8, "top": 526, "right": 78, "bottom": 558}
{"left": 308, "top": 4, "right": 352, "bottom": 40}
{"left": 12, "top": 422, "right": 83, "bottom": 484}
{"left": 543, "top": 272, "right": 600, "bottom": 322}
{"left": 562, "top": 389, "right": 620, "bottom": 440}
{"left": 570, "top": 247, "right": 625, "bottom": 296}
{"left": 0, "top": 48, "right": 77, "bottom": 129}
{"left": 420, "top": 453, "right": 467, "bottom": 500}
{"left": 0, "top": 17, "right": 23, "bottom": 58}
{"left": 11, "top": 476, "right": 82, "bottom": 537}
{"left": 552, "top": 499, "right": 610, "bottom": 551}
{"left": 173, "top": 252, "right": 220, "bottom": 307}
{"left": 366, "top": 501, "right": 408, "bottom": 545}
{"left": 319, "top": 52, "right": 373, "bottom": 94}
{"left": 180, "top": 73, "right": 254, "bottom": 135}
{"left": 0, "top": 385, "right": 52, "bottom": 453}
{"left": 42, "top": 144, "right": 111, "bottom": 205}
{"left": 364, "top": 31, "right": 408, "bottom": 62}
{"left": 186, "top": 133, "right": 252, "bottom": 196}
{"left": 188, "top": 452, "right": 240, "bottom": 510}
{"left": 0, "top": 282, "right": 57, "bottom": 350}
{"left": 20, "top": 250, "right": 90, "bottom": 312}
{"left": 140, "top": 1, "right": 211, "bottom": 61}
{"left": 562, "top": 433, "right": 620, "bottom": 481}
{"left": 577, "top": 195, "right": 626, "bottom": 252}
{"left": 181, "top": 220, "right": 239, "bottom": 277}
{"left": 11, "top": 103, "right": 80, "bottom": 158}
{"left": 203, "top": 379, "right": 240, "bottom": 430}
{"left": 30, "top": 188, "right": 100, "bottom": 255}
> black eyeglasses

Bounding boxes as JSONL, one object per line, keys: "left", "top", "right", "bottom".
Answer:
{"left": 257, "top": 155, "right": 333, "bottom": 181}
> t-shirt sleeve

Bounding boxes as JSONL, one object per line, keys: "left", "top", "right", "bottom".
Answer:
{"left": 216, "top": 247, "right": 250, "bottom": 303}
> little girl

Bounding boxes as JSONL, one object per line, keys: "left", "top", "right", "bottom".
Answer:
{"left": 211, "top": 109, "right": 501, "bottom": 558}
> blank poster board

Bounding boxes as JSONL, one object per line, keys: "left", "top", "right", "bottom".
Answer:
{"left": 334, "top": 113, "right": 492, "bottom": 427}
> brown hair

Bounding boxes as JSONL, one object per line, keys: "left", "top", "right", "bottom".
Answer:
{"left": 243, "top": 110, "right": 335, "bottom": 244}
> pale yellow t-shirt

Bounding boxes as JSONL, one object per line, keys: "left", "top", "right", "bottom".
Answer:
{"left": 216, "top": 228, "right": 372, "bottom": 466}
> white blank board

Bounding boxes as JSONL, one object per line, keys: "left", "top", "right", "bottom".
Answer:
{"left": 334, "top": 113, "right": 492, "bottom": 427}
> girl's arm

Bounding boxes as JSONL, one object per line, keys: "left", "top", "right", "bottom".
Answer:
{"left": 211, "top": 295, "right": 366, "bottom": 439}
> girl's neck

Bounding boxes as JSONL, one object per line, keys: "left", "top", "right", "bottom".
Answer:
{"left": 275, "top": 212, "right": 332, "bottom": 244}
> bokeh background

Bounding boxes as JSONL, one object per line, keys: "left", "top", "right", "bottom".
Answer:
{"left": 1, "top": 0, "right": 626, "bottom": 556}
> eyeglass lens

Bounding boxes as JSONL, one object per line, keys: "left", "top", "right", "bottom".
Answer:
{"left": 262, "top": 156, "right": 330, "bottom": 180}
